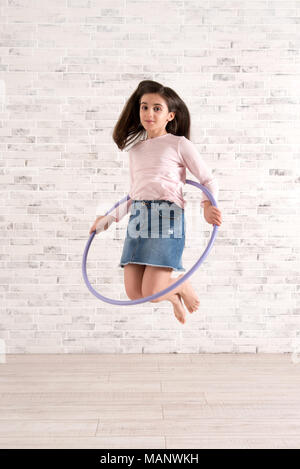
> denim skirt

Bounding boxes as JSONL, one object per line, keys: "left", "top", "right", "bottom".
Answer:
{"left": 119, "top": 199, "right": 186, "bottom": 272}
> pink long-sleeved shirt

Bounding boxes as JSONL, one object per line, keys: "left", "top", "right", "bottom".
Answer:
{"left": 109, "top": 133, "right": 219, "bottom": 222}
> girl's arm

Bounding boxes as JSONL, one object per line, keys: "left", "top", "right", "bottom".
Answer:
{"left": 178, "top": 137, "right": 222, "bottom": 226}
{"left": 178, "top": 136, "right": 219, "bottom": 208}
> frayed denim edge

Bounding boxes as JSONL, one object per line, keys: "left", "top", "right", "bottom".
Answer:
{"left": 119, "top": 261, "right": 186, "bottom": 272}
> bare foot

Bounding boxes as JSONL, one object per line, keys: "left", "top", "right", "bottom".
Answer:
{"left": 169, "top": 293, "right": 187, "bottom": 324}
{"left": 177, "top": 275, "right": 200, "bottom": 313}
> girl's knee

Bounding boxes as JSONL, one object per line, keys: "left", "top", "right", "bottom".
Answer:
{"left": 125, "top": 286, "right": 143, "bottom": 300}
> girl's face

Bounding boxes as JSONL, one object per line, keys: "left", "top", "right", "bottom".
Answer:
{"left": 139, "top": 93, "right": 175, "bottom": 135}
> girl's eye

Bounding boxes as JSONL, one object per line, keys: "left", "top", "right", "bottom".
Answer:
{"left": 141, "top": 106, "right": 161, "bottom": 111}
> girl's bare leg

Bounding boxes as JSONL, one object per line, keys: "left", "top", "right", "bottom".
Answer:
{"left": 167, "top": 274, "right": 200, "bottom": 313}
{"left": 146, "top": 271, "right": 200, "bottom": 313}
{"left": 142, "top": 267, "right": 200, "bottom": 324}
{"left": 167, "top": 293, "right": 187, "bottom": 324}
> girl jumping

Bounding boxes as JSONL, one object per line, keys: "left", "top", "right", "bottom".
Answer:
{"left": 90, "top": 80, "right": 222, "bottom": 324}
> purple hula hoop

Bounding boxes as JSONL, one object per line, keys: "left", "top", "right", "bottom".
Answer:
{"left": 82, "top": 179, "right": 219, "bottom": 305}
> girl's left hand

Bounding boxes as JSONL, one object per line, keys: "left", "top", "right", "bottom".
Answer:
{"left": 204, "top": 206, "right": 222, "bottom": 226}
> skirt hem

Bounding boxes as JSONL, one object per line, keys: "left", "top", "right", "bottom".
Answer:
{"left": 119, "top": 261, "right": 186, "bottom": 272}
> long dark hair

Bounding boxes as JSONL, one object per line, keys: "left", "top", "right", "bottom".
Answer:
{"left": 112, "top": 80, "right": 191, "bottom": 150}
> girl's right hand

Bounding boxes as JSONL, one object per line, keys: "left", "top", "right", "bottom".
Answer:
{"left": 89, "top": 215, "right": 115, "bottom": 235}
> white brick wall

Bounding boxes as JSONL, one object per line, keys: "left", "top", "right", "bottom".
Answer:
{"left": 1, "top": 0, "right": 300, "bottom": 353}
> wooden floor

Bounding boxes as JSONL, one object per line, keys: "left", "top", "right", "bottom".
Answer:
{"left": 0, "top": 353, "right": 300, "bottom": 449}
